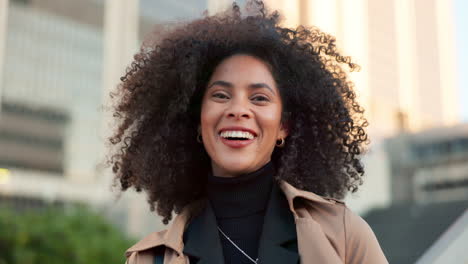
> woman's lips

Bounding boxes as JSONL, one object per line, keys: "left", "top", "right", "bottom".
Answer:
{"left": 220, "top": 137, "right": 255, "bottom": 148}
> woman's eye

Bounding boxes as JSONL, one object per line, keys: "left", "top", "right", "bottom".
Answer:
{"left": 251, "top": 95, "right": 269, "bottom": 102}
{"left": 212, "top": 93, "right": 229, "bottom": 99}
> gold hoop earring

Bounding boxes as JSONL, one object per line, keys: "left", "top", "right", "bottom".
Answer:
{"left": 276, "top": 138, "right": 285, "bottom": 147}
{"left": 197, "top": 132, "right": 202, "bottom": 143}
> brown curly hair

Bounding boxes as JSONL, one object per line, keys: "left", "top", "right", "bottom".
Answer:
{"left": 108, "top": 0, "right": 368, "bottom": 224}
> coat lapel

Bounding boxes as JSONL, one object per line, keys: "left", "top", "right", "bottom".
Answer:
{"left": 182, "top": 202, "right": 224, "bottom": 264}
{"left": 257, "top": 182, "right": 299, "bottom": 264}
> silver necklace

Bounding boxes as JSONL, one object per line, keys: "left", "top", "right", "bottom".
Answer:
{"left": 217, "top": 226, "right": 259, "bottom": 264}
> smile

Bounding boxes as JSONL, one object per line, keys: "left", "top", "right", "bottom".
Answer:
{"left": 219, "top": 130, "right": 255, "bottom": 140}
{"left": 218, "top": 128, "right": 257, "bottom": 148}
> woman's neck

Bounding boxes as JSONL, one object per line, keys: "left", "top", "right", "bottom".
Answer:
{"left": 206, "top": 161, "right": 275, "bottom": 219}
{"left": 210, "top": 159, "right": 273, "bottom": 178}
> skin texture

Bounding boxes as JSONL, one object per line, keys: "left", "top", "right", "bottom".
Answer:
{"left": 108, "top": 1, "right": 369, "bottom": 224}
{"left": 200, "top": 54, "right": 288, "bottom": 177}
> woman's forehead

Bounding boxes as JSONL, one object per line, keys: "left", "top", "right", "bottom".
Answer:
{"left": 209, "top": 54, "right": 277, "bottom": 86}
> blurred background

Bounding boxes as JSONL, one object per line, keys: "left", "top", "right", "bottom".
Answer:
{"left": 0, "top": 0, "right": 466, "bottom": 263}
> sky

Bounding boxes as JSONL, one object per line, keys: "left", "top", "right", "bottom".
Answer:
{"left": 454, "top": 0, "right": 468, "bottom": 122}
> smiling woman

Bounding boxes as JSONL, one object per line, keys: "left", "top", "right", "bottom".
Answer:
{"left": 108, "top": 1, "right": 387, "bottom": 263}
{"left": 200, "top": 55, "right": 287, "bottom": 177}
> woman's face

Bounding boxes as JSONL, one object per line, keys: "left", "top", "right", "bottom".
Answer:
{"left": 200, "top": 54, "right": 288, "bottom": 177}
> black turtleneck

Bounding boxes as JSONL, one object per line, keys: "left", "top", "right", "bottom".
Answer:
{"left": 206, "top": 161, "right": 275, "bottom": 264}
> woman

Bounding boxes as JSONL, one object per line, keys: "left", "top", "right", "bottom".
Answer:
{"left": 109, "top": 1, "right": 388, "bottom": 263}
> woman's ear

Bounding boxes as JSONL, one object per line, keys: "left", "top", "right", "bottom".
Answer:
{"left": 279, "top": 121, "right": 289, "bottom": 138}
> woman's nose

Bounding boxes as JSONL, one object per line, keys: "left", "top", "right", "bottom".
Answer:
{"left": 226, "top": 98, "right": 251, "bottom": 119}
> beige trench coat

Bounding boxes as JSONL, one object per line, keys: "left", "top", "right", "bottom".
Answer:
{"left": 125, "top": 180, "right": 388, "bottom": 264}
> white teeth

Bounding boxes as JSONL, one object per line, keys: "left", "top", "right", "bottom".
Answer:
{"left": 220, "top": 130, "right": 255, "bottom": 140}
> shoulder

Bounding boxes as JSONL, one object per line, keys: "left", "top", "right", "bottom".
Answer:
{"left": 125, "top": 230, "right": 174, "bottom": 264}
{"left": 341, "top": 205, "right": 388, "bottom": 263}
{"left": 293, "top": 194, "right": 388, "bottom": 263}
{"left": 125, "top": 204, "right": 194, "bottom": 263}
{"left": 125, "top": 229, "right": 168, "bottom": 258}
{"left": 342, "top": 205, "right": 374, "bottom": 241}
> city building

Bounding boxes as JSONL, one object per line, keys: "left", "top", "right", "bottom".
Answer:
{"left": 385, "top": 123, "right": 468, "bottom": 204}
{"left": 364, "top": 124, "right": 468, "bottom": 263}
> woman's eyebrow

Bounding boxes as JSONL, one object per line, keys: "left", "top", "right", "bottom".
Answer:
{"left": 208, "top": 80, "right": 276, "bottom": 95}
{"left": 208, "top": 80, "right": 233, "bottom": 89}
{"left": 249, "top": 83, "right": 276, "bottom": 95}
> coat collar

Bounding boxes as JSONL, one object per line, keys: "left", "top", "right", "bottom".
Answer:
{"left": 279, "top": 180, "right": 335, "bottom": 216}
{"left": 125, "top": 180, "right": 335, "bottom": 258}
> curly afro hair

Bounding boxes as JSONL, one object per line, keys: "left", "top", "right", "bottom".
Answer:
{"left": 108, "top": 0, "right": 368, "bottom": 224}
